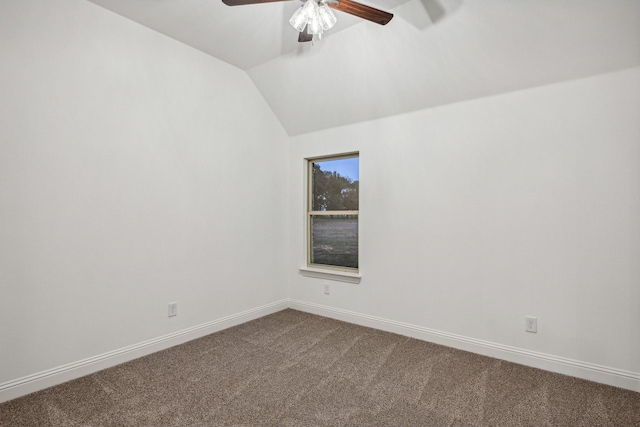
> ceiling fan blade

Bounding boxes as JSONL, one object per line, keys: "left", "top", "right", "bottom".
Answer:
{"left": 222, "top": 0, "right": 292, "bottom": 6}
{"left": 298, "top": 27, "right": 313, "bottom": 43}
{"left": 329, "top": 0, "right": 393, "bottom": 25}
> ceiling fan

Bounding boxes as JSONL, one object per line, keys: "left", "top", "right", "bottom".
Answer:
{"left": 222, "top": 0, "right": 393, "bottom": 43}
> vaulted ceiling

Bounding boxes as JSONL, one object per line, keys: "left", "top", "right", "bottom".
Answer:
{"left": 88, "top": 0, "right": 640, "bottom": 135}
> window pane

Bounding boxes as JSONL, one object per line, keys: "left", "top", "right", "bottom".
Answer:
{"left": 310, "top": 215, "right": 358, "bottom": 268}
{"left": 312, "top": 157, "right": 359, "bottom": 211}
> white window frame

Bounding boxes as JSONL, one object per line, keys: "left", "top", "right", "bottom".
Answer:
{"left": 299, "top": 153, "right": 361, "bottom": 283}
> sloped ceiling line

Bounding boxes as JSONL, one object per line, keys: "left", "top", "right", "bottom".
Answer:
{"left": 89, "top": 0, "right": 640, "bottom": 135}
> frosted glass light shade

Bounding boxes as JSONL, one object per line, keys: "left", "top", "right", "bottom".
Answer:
{"left": 290, "top": 0, "right": 317, "bottom": 32}
{"left": 318, "top": 4, "right": 336, "bottom": 30}
{"left": 289, "top": 4, "right": 309, "bottom": 32}
{"left": 307, "top": 13, "right": 322, "bottom": 35}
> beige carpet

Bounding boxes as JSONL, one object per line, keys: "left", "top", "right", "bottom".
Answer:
{"left": 1, "top": 309, "right": 638, "bottom": 426}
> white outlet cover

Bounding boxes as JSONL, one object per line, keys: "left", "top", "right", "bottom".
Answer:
{"left": 168, "top": 303, "right": 178, "bottom": 317}
{"left": 525, "top": 316, "right": 537, "bottom": 333}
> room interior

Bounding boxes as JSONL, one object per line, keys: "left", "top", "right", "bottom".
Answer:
{"left": 1, "top": 0, "right": 639, "bottom": 406}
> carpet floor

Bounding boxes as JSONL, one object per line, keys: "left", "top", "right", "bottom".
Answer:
{"left": 1, "top": 309, "right": 639, "bottom": 426}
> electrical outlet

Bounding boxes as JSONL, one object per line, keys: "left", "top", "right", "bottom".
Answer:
{"left": 324, "top": 283, "right": 330, "bottom": 295}
{"left": 168, "top": 302, "right": 178, "bottom": 317}
{"left": 525, "top": 316, "right": 537, "bottom": 333}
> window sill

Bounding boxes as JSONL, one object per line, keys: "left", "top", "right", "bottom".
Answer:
{"left": 299, "top": 267, "right": 361, "bottom": 284}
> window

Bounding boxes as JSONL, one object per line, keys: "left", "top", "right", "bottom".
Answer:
{"left": 307, "top": 154, "right": 359, "bottom": 273}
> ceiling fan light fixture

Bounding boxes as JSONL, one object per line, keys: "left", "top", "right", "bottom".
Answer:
{"left": 224, "top": 0, "right": 393, "bottom": 44}
{"left": 289, "top": 0, "right": 334, "bottom": 38}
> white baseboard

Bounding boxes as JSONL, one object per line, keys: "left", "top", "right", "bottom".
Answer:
{"left": 0, "top": 299, "right": 289, "bottom": 404}
{"left": 3, "top": 297, "right": 637, "bottom": 404}
{"left": 289, "top": 299, "right": 640, "bottom": 393}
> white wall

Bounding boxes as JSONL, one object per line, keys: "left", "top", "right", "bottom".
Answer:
{"left": 288, "top": 67, "right": 640, "bottom": 390}
{"left": 0, "top": 0, "right": 289, "bottom": 396}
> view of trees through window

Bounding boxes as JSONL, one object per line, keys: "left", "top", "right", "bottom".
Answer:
{"left": 309, "top": 156, "right": 359, "bottom": 270}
